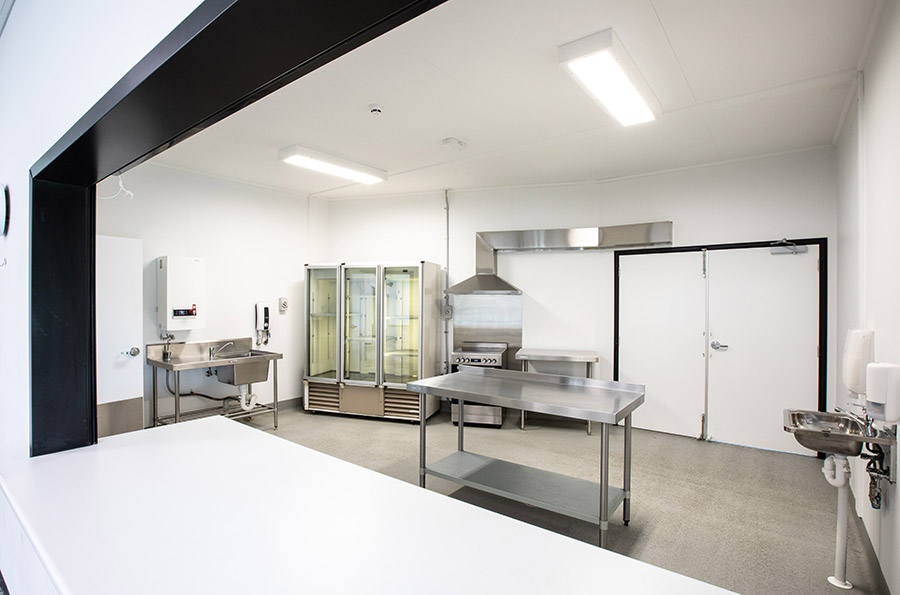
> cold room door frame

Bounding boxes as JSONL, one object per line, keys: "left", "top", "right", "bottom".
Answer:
{"left": 613, "top": 238, "right": 827, "bottom": 439}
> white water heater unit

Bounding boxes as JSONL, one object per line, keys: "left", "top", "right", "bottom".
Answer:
{"left": 157, "top": 255, "right": 206, "bottom": 335}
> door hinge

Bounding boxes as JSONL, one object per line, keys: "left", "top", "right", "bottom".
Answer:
{"left": 701, "top": 249, "right": 708, "bottom": 278}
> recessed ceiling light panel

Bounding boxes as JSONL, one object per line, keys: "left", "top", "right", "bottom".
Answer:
{"left": 278, "top": 144, "right": 387, "bottom": 184}
{"left": 559, "top": 29, "right": 658, "bottom": 126}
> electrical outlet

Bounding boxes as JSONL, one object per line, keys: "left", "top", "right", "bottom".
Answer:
{"left": 278, "top": 297, "right": 288, "bottom": 313}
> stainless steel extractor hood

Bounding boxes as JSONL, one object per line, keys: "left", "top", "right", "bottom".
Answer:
{"left": 446, "top": 221, "right": 672, "bottom": 295}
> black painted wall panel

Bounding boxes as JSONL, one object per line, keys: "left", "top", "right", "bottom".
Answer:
{"left": 31, "top": 179, "right": 97, "bottom": 456}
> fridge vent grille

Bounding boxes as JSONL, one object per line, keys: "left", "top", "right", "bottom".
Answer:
{"left": 383, "top": 388, "right": 421, "bottom": 419}
{"left": 307, "top": 382, "right": 340, "bottom": 412}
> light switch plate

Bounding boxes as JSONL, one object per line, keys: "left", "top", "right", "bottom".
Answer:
{"left": 278, "top": 297, "right": 288, "bottom": 313}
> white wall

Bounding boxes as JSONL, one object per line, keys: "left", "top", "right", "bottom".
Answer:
{"left": 836, "top": 1, "right": 900, "bottom": 591}
{"left": 325, "top": 150, "right": 838, "bottom": 394}
{"left": 97, "top": 164, "right": 310, "bottom": 418}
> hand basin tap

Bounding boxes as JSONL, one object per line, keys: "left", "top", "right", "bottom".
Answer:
{"left": 162, "top": 333, "right": 175, "bottom": 362}
{"left": 210, "top": 341, "right": 235, "bottom": 359}
{"left": 835, "top": 406, "right": 876, "bottom": 438}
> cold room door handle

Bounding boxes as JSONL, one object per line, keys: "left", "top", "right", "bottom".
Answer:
{"left": 710, "top": 340, "right": 729, "bottom": 351}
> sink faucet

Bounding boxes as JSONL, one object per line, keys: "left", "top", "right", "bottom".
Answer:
{"left": 836, "top": 405, "right": 877, "bottom": 437}
{"left": 162, "top": 333, "right": 175, "bottom": 362}
{"left": 210, "top": 341, "right": 234, "bottom": 359}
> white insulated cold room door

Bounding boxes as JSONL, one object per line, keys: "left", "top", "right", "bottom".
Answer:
{"left": 618, "top": 251, "right": 706, "bottom": 437}
{"left": 706, "top": 246, "right": 819, "bottom": 454}
{"left": 617, "top": 243, "right": 820, "bottom": 454}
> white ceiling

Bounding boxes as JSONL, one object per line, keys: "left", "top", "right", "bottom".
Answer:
{"left": 148, "top": 0, "right": 880, "bottom": 199}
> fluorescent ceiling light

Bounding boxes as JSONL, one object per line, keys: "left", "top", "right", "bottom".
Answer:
{"left": 558, "top": 29, "right": 658, "bottom": 126}
{"left": 279, "top": 145, "right": 387, "bottom": 184}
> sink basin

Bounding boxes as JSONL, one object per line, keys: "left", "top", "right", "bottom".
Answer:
{"left": 784, "top": 410, "right": 867, "bottom": 456}
{"left": 784, "top": 409, "right": 895, "bottom": 456}
{"left": 213, "top": 350, "right": 275, "bottom": 386}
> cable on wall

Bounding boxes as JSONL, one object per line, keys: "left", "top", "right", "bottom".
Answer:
{"left": 97, "top": 176, "right": 134, "bottom": 201}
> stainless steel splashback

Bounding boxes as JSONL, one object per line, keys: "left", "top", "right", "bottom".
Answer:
{"left": 451, "top": 294, "right": 522, "bottom": 369}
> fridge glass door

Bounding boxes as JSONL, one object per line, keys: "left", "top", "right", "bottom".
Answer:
{"left": 343, "top": 267, "right": 378, "bottom": 382}
{"left": 382, "top": 266, "right": 420, "bottom": 384}
{"left": 307, "top": 267, "right": 338, "bottom": 380}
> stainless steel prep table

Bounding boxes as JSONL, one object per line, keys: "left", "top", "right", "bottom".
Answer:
{"left": 408, "top": 367, "right": 644, "bottom": 548}
{"left": 515, "top": 348, "right": 600, "bottom": 433}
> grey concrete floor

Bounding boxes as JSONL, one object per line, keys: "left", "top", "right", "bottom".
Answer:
{"left": 245, "top": 404, "right": 889, "bottom": 595}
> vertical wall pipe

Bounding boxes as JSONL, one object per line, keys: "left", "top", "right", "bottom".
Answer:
{"left": 823, "top": 455, "right": 853, "bottom": 590}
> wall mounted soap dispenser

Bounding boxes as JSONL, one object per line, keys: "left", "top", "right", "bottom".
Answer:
{"left": 256, "top": 301, "right": 274, "bottom": 346}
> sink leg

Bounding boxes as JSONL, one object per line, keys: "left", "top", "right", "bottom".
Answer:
{"left": 174, "top": 371, "right": 181, "bottom": 424}
{"left": 152, "top": 367, "right": 159, "bottom": 427}
{"left": 273, "top": 360, "right": 279, "bottom": 430}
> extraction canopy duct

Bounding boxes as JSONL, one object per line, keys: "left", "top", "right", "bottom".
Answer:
{"left": 446, "top": 221, "right": 673, "bottom": 295}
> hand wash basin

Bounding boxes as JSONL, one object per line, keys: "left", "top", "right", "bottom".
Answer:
{"left": 784, "top": 409, "right": 895, "bottom": 456}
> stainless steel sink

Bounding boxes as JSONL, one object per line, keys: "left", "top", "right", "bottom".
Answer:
{"left": 212, "top": 350, "right": 273, "bottom": 385}
{"left": 784, "top": 409, "right": 895, "bottom": 456}
{"left": 146, "top": 339, "right": 282, "bottom": 387}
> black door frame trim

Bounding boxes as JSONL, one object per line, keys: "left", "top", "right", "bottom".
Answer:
{"left": 612, "top": 237, "right": 828, "bottom": 414}
{"left": 29, "top": 0, "right": 447, "bottom": 456}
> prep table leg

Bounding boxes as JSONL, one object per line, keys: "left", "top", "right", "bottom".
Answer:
{"left": 174, "top": 371, "right": 181, "bottom": 424}
{"left": 152, "top": 367, "right": 159, "bottom": 427}
{"left": 599, "top": 421, "right": 610, "bottom": 548}
{"left": 458, "top": 399, "right": 465, "bottom": 451}
{"left": 273, "top": 360, "right": 279, "bottom": 429}
{"left": 419, "top": 392, "right": 426, "bottom": 488}
{"left": 624, "top": 414, "right": 632, "bottom": 526}
{"left": 586, "top": 362, "right": 593, "bottom": 435}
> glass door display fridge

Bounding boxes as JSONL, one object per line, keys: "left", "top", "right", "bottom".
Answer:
{"left": 304, "top": 261, "right": 441, "bottom": 421}
{"left": 381, "top": 262, "right": 441, "bottom": 420}
{"left": 304, "top": 265, "right": 341, "bottom": 412}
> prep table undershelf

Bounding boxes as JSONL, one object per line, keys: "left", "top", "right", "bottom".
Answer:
{"left": 409, "top": 366, "right": 645, "bottom": 548}
{"left": 426, "top": 451, "right": 625, "bottom": 524}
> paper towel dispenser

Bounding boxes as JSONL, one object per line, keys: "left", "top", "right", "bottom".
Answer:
{"left": 866, "top": 362, "right": 900, "bottom": 423}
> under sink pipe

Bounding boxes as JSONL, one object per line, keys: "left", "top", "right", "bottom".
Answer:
{"left": 238, "top": 384, "right": 258, "bottom": 411}
{"left": 823, "top": 455, "right": 853, "bottom": 590}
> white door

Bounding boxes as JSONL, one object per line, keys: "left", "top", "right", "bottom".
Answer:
{"left": 618, "top": 252, "right": 706, "bottom": 437}
{"left": 96, "top": 236, "right": 144, "bottom": 406}
{"left": 706, "top": 246, "right": 819, "bottom": 454}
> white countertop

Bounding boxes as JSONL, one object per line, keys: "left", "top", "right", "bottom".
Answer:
{"left": 0, "top": 416, "right": 731, "bottom": 594}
